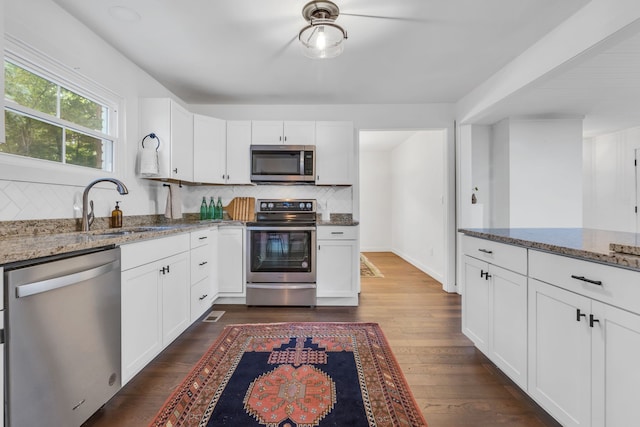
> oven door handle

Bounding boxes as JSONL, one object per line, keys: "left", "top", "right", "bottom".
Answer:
{"left": 247, "top": 226, "right": 316, "bottom": 232}
{"left": 246, "top": 283, "right": 317, "bottom": 290}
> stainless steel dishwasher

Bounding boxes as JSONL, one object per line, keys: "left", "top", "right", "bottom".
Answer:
{"left": 4, "top": 246, "right": 121, "bottom": 427}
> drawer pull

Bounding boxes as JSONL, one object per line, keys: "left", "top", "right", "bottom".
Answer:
{"left": 589, "top": 314, "right": 600, "bottom": 328}
{"left": 199, "top": 261, "right": 208, "bottom": 266}
{"left": 478, "top": 248, "right": 493, "bottom": 254}
{"left": 576, "top": 309, "right": 586, "bottom": 322}
{"left": 199, "top": 236, "right": 208, "bottom": 240}
{"left": 570, "top": 275, "right": 602, "bottom": 286}
{"left": 199, "top": 294, "right": 208, "bottom": 301}
{"left": 331, "top": 232, "right": 344, "bottom": 235}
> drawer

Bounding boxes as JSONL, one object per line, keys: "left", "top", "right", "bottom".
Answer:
{"left": 121, "top": 233, "right": 189, "bottom": 270}
{"left": 190, "top": 278, "right": 213, "bottom": 323}
{"left": 317, "top": 226, "right": 358, "bottom": 240}
{"left": 461, "top": 235, "right": 527, "bottom": 275}
{"left": 191, "top": 229, "right": 211, "bottom": 248}
{"left": 529, "top": 249, "right": 640, "bottom": 314}
{"left": 190, "top": 245, "right": 211, "bottom": 284}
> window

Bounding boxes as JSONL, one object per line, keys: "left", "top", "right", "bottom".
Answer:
{"left": 3, "top": 59, "right": 115, "bottom": 172}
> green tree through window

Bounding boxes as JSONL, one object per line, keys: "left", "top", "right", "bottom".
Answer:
{"left": 2, "top": 60, "right": 114, "bottom": 171}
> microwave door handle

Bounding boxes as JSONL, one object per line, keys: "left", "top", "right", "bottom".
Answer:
{"left": 300, "top": 150, "right": 305, "bottom": 176}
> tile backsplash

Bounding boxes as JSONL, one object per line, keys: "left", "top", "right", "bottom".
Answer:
{"left": 0, "top": 179, "right": 353, "bottom": 221}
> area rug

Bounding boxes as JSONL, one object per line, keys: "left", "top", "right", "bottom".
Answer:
{"left": 360, "top": 254, "right": 384, "bottom": 277}
{"left": 149, "top": 322, "right": 427, "bottom": 427}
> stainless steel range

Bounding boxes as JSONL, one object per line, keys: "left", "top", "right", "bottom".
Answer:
{"left": 246, "top": 199, "right": 316, "bottom": 306}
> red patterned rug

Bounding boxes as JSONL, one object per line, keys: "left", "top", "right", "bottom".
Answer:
{"left": 149, "top": 322, "right": 427, "bottom": 427}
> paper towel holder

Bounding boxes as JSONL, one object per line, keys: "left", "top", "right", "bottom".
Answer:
{"left": 141, "top": 133, "right": 160, "bottom": 151}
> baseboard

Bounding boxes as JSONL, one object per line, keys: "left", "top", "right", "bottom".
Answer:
{"left": 391, "top": 249, "right": 444, "bottom": 285}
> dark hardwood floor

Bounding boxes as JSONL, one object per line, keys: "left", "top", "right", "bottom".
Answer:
{"left": 85, "top": 252, "right": 560, "bottom": 427}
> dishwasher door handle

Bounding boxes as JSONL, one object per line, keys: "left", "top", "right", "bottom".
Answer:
{"left": 15, "top": 260, "right": 119, "bottom": 298}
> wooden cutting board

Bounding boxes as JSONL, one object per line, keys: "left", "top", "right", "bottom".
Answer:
{"left": 226, "top": 197, "right": 255, "bottom": 222}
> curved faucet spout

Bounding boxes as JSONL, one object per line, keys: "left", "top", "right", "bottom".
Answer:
{"left": 82, "top": 178, "right": 129, "bottom": 232}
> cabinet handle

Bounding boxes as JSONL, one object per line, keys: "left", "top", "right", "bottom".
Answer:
{"left": 166, "top": 265, "right": 170, "bottom": 273}
{"left": 331, "top": 232, "right": 344, "bottom": 235}
{"left": 480, "top": 270, "right": 490, "bottom": 280}
{"left": 480, "top": 269, "right": 485, "bottom": 278}
{"left": 199, "top": 294, "right": 208, "bottom": 300}
{"left": 199, "top": 236, "right": 208, "bottom": 240}
{"left": 160, "top": 266, "right": 168, "bottom": 275}
{"left": 576, "top": 309, "right": 586, "bottom": 322}
{"left": 570, "top": 275, "right": 603, "bottom": 286}
{"left": 589, "top": 314, "right": 600, "bottom": 328}
{"left": 279, "top": 136, "right": 282, "bottom": 141}
{"left": 199, "top": 261, "right": 208, "bottom": 266}
{"left": 173, "top": 168, "right": 178, "bottom": 174}
{"left": 478, "top": 248, "right": 493, "bottom": 254}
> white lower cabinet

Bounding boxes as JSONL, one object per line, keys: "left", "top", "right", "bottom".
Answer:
{"left": 316, "top": 226, "right": 359, "bottom": 305}
{"left": 529, "top": 278, "right": 640, "bottom": 427}
{"left": 218, "top": 226, "right": 244, "bottom": 295}
{"left": 120, "top": 234, "right": 190, "bottom": 384}
{"left": 462, "top": 252, "right": 527, "bottom": 388}
{"left": 190, "top": 228, "right": 218, "bottom": 322}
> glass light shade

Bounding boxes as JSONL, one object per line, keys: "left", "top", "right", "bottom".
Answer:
{"left": 299, "top": 20, "right": 346, "bottom": 59}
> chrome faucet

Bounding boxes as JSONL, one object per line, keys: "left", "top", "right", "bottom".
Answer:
{"left": 82, "top": 178, "right": 129, "bottom": 231}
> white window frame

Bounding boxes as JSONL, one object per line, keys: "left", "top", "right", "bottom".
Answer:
{"left": 1, "top": 35, "right": 124, "bottom": 186}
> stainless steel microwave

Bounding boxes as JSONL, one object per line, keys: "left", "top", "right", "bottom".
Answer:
{"left": 250, "top": 145, "right": 315, "bottom": 183}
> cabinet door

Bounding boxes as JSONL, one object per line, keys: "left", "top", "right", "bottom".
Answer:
{"left": 528, "top": 279, "right": 591, "bottom": 427}
{"left": 284, "top": 121, "right": 315, "bottom": 145}
{"left": 315, "top": 121, "right": 354, "bottom": 185}
{"left": 218, "top": 227, "right": 244, "bottom": 294}
{"left": 161, "top": 252, "right": 190, "bottom": 347}
{"left": 121, "top": 262, "right": 162, "bottom": 384}
{"left": 169, "top": 101, "right": 194, "bottom": 181}
{"left": 252, "top": 121, "right": 284, "bottom": 144}
{"left": 591, "top": 301, "right": 640, "bottom": 427}
{"left": 316, "top": 239, "right": 357, "bottom": 297}
{"left": 226, "top": 121, "right": 252, "bottom": 184}
{"left": 490, "top": 265, "right": 527, "bottom": 388}
{"left": 462, "top": 255, "right": 490, "bottom": 353}
{"left": 210, "top": 227, "right": 219, "bottom": 299}
{"left": 193, "top": 114, "right": 226, "bottom": 183}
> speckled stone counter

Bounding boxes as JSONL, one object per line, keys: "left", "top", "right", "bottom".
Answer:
{"left": 459, "top": 228, "right": 640, "bottom": 271}
{"left": 0, "top": 217, "right": 243, "bottom": 265}
{"left": 316, "top": 213, "right": 359, "bottom": 226}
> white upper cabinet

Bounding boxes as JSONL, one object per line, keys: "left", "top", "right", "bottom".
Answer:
{"left": 139, "top": 98, "right": 194, "bottom": 182}
{"left": 193, "top": 114, "right": 226, "bottom": 184}
{"left": 315, "top": 121, "right": 354, "bottom": 185}
{"left": 225, "top": 121, "right": 252, "bottom": 184}
{"left": 252, "top": 121, "right": 315, "bottom": 145}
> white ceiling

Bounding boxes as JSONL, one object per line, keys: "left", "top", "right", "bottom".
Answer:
{"left": 50, "top": 0, "right": 589, "bottom": 106}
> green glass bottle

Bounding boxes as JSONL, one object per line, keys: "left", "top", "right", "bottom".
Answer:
{"left": 208, "top": 197, "right": 215, "bottom": 220}
{"left": 199, "top": 197, "right": 207, "bottom": 220}
{"left": 215, "top": 197, "right": 223, "bottom": 219}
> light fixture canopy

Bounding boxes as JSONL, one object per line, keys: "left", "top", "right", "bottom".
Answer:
{"left": 299, "top": 0, "right": 348, "bottom": 59}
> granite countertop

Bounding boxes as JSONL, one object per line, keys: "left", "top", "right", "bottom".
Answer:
{"left": 459, "top": 228, "right": 640, "bottom": 271}
{"left": 0, "top": 212, "right": 358, "bottom": 265}
{"left": 0, "top": 219, "right": 243, "bottom": 265}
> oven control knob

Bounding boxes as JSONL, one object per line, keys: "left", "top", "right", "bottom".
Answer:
{"left": 299, "top": 202, "right": 305, "bottom": 209}
{"left": 261, "top": 202, "right": 267, "bottom": 209}
{"left": 268, "top": 203, "right": 274, "bottom": 209}
{"left": 306, "top": 203, "right": 312, "bottom": 209}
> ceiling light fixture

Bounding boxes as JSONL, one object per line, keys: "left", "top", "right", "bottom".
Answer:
{"left": 299, "top": 0, "right": 348, "bottom": 59}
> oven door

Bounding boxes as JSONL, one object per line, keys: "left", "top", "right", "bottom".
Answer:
{"left": 246, "top": 225, "right": 316, "bottom": 283}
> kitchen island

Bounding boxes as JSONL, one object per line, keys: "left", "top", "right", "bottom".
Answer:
{"left": 459, "top": 227, "right": 640, "bottom": 427}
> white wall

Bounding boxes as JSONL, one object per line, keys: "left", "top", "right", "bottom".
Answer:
{"left": 509, "top": 118, "right": 583, "bottom": 227}
{"left": 490, "top": 119, "right": 511, "bottom": 227}
{"left": 390, "top": 131, "right": 446, "bottom": 283}
{"left": 583, "top": 126, "right": 640, "bottom": 232}
{"left": 359, "top": 150, "right": 392, "bottom": 251}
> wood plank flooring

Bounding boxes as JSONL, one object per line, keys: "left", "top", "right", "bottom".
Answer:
{"left": 84, "top": 252, "right": 560, "bottom": 427}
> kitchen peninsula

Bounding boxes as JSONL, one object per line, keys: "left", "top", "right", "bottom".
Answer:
{"left": 459, "top": 227, "right": 640, "bottom": 427}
